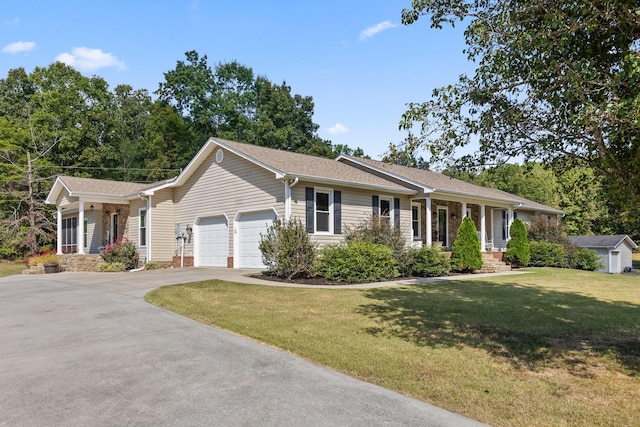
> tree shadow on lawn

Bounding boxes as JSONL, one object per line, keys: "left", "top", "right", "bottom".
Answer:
{"left": 357, "top": 280, "right": 640, "bottom": 376}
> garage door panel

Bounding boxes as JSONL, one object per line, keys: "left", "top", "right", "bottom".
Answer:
{"left": 198, "top": 216, "right": 229, "bottom": 267}
{"left": 237, "top": 211, "right": 275, "bottom": 269}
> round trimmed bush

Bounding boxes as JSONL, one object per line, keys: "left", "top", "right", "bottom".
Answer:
{"left": 316, "top": 242, "right": 399, "bottom": 283}
{"left": 528, "top": 241, "right": 570, "bottom": 268}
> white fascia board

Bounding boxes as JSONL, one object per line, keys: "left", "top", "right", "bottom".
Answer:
{"left": 336, "top": 155, "right": 435, "bottom": 193}
{"left": 45, "top": 176, "right": 71, "bottom": 205}
{"left": 68, "top": 193, "right": 130, "bottom": 204}
{"left": 284, "top": 174, "right": 416, "bottom": 195}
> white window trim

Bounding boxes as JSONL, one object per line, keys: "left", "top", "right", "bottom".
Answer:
{"left": 139, "top": 208, "right": 147, "bottom": 247}
{"left": 314, "top": 187, "right": 334, "bottom": 235}
{"left": 411, "top": 202, "right": 421, "bottom": 241}
{"left": 378, "top": 195, "right": 395, "bottom": 226}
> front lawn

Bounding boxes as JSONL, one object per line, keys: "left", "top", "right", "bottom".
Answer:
{"left": 0, "top": 261, "right": 25, "bottom": 277}
{"left": 145, "top": 268, "right": 640, "bottom": 427}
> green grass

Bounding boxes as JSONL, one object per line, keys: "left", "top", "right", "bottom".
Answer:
{"left": 0, "top": 261, "right": 25, "bottom": 277}
{"left": 146, "top": 268, "right": 640, "bottom": 427}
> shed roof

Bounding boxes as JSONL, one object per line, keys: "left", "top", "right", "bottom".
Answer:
{"left": 567, "top": 235, "right": 638, "bottom": 249}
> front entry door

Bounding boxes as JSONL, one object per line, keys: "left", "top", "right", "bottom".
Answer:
{"left": 437, "top": 208, "right": 448, "bottom": 247}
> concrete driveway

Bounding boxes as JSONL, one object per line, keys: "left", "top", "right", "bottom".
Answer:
{"left": 0, "top": 269, "right": 486, "bottom": 426}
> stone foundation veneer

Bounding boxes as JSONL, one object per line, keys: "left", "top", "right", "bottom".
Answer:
{"left": 59, "top": 254, "right": 106, "bottom": 272}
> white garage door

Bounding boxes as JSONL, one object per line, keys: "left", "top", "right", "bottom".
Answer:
{"left": 198, "top": 216, "right": 229, "bottom": 267}
{"left": 237, "top": 210, "right": 276, "bottom": 268}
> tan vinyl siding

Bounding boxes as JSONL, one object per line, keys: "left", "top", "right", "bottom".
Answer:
{"left": 290, "top": 182, "right": 413, "bottom": 247}
{"left": 174, "top": 148, "right": 284, "bottom": 259}
{"left": 150, "top": 189, "right": 175, "bottom": 262}
{"left": 56, "top": 189, "right": 76, "bottom": 206}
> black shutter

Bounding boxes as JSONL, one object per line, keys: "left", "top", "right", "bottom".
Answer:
{"left": 372, "top": 195, "right": 379, "bottom": 217}
{"left": 306, "top": 187, "right": 314, "bottom": 233}
{"left": 394, "top": 198, "right": 400, "bottom": 229}
{"left": 334, "top": 191, "right": 341, "bottom": 234}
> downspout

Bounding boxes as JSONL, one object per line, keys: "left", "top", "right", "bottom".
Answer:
{"left": 284, "top": 177, "right": 299, "bottom": 221}
{"left": 608, "top": 248, "right": 613, "bottom": 274}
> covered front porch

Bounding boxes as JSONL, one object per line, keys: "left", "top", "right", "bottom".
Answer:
{"left": 55, "top": 201, "right": 130, "bottom": 255}
{"left": 410, "top": 196, "right": 516, "bottom": 252}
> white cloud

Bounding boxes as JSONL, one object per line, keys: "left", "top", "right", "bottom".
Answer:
{"left": 2, "top": 41, "right": 36, "bottom": 54}
{"left": 3, "top": 17, "right": 20, "bottom": 26}
{"left": 55, "top": 47, "right": 126, "bottom": 72}
{"left": 328, "top": 123, "right": 349, "bottom": 135}
{"left": 359, "top": 21, "right": 398, "bottom": 41}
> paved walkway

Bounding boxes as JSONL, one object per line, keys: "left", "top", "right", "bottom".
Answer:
{"left": 0, "top": 269, "right": 491, "bottom": 426}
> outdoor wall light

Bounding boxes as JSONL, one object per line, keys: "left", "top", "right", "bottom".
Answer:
{"left": 90, "top": 204, "right": 94, "bottom": 212}
{"left": 186, "top": 225, "right": 193, "bottom": 236}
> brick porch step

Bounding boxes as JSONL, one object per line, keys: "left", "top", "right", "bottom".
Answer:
{"left": 478, "top": 252, "right": 511, "bottom": 273}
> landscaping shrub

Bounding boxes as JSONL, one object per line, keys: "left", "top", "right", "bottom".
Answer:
{"left": 101, "top": 238, "right": 139, "bottom": 270}
{"left": 143, "top": 262, "right": 161, "bottom": 271}
{"left": 344, "top": 217, "right": 406, "bottom": 261}
{"left": 528, "top": 241, "right": 570, "bottom": 268}
{"left": 572, "top": 247, "right": 602, "bottom": 271}
{"left": 259, "top": 218, "right": 316, "bottom": 279}
{"left": 505, "top": 218, "right": 530, "bottom": 267}
{"left": 316, "top": 242, "right": 398, "bottom": 283}
{"left": 25, "top": 249, "right": 59, "bottom": 267}
{"left": 97, "top": 262, "right": 127, "bottom": 272}
{"left": 527, "top": 214, "right": 569, "bottom": 244}
{"left": 450, "top": 216, "right": 483, "bottom": 272}
{"left": 402, "top": 245, "right": 450, "bottom": 277}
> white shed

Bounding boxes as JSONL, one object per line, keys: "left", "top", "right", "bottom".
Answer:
{"left": 568, "top": 235, "right": 637, "bottom": 274}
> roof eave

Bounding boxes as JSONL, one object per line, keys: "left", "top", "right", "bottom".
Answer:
{"left": 336, "top": 155, "right": 434, "bottom": 193}
{"left": 284, "top": 174, "right": 416, "bottom": 195}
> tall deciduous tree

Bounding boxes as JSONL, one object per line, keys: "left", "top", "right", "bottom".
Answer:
{"left": 400, "top": 0, "right": 640, "bottom": 218}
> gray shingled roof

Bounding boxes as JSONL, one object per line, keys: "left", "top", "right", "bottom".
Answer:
{"left": 58, "top": 176, "right": 169, "bottom": 197}
{"left": 339, "top": 155, "right": 565, "bottom": 214}
{"left": 568, "top": 235, "right": 637, "bottom": 249}
{"left": 216, "top": 139, "right": 412, "bottom": 192}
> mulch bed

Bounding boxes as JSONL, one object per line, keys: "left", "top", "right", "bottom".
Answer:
{"left": 250, "top": 272, "right": 465, "bottom": 286}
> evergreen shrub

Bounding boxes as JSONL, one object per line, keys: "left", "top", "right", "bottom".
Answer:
{"left": 451, "top": 216, "right": 483, "bottom": 272}
{"left": 505, "top": 218, "right": 530, "bottom": 267}
{"left": 316, "top": 242, "right": 399, "bottom": 283}
{"left": 572, "top": 247, "right": 602, "bottom": 271}
{"left": 97, "top": 262, "right": 127, "bottom": 272}
{"left": 403, "top": 245, "right": 450, "bottom": 277}
{"left": 259, "top": 218, "right": 316, "bottom": 279}
{"left": 528, "top": 241, "right": 570, "bottom": 268}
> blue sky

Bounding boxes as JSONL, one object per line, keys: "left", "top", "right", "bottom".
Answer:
{"left": 1, "top": 0, "right": 473, "bottom": 159}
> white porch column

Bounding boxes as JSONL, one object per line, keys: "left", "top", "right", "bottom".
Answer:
{"left": 77, "top": 201, "right": 85, "bottom": 254}
{"left": 461, "top": 201, "right": 467, "bottom": 218}
{"left": 507, "top": 207, "right": 513, "bottom": 240}
{"left": 480, "top": 204, "right": 486, "bottom": 252}
{"left": 425, "top": 196, "right": 432, "bottom": 246}
{"left": 56, "top": 207, "right": 63, "bottom": 255}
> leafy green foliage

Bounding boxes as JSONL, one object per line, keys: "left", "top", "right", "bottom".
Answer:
{"left": 101, "top": 238, "right": 139, "bottom": 270}
{"left": 97, "top": 262, "right": 127, "bottom": 272}
{"left": 450, "top": 216, "right": 482, "bottom": 272}
{"left": 258, "top": 218, "right": 316, "bottom": 279}
{"left": 528, "top": 241, "right": 570, "bottom": 268}
{"left": 316, "top": 242, "right": 399, "bottom": 283}
{"left": 143, "top": 262, "right": 161, "bottom": 271}
{"left": 25, "top": 249, "right": 59, "bottom": 266}
{"left": 400, "top": 245, "right": 451, "bottom": 277}
{"left": 400, "top": 0, "right": 640, "bottom": 221}
{"left": 572, "top": 248, "right": 602, "bottom": 271}
{"left": 505, "top": 219, "right": 530, "bottom": 267}
{"left": 344, "top": 217, "right": 406, "bottom": 262}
